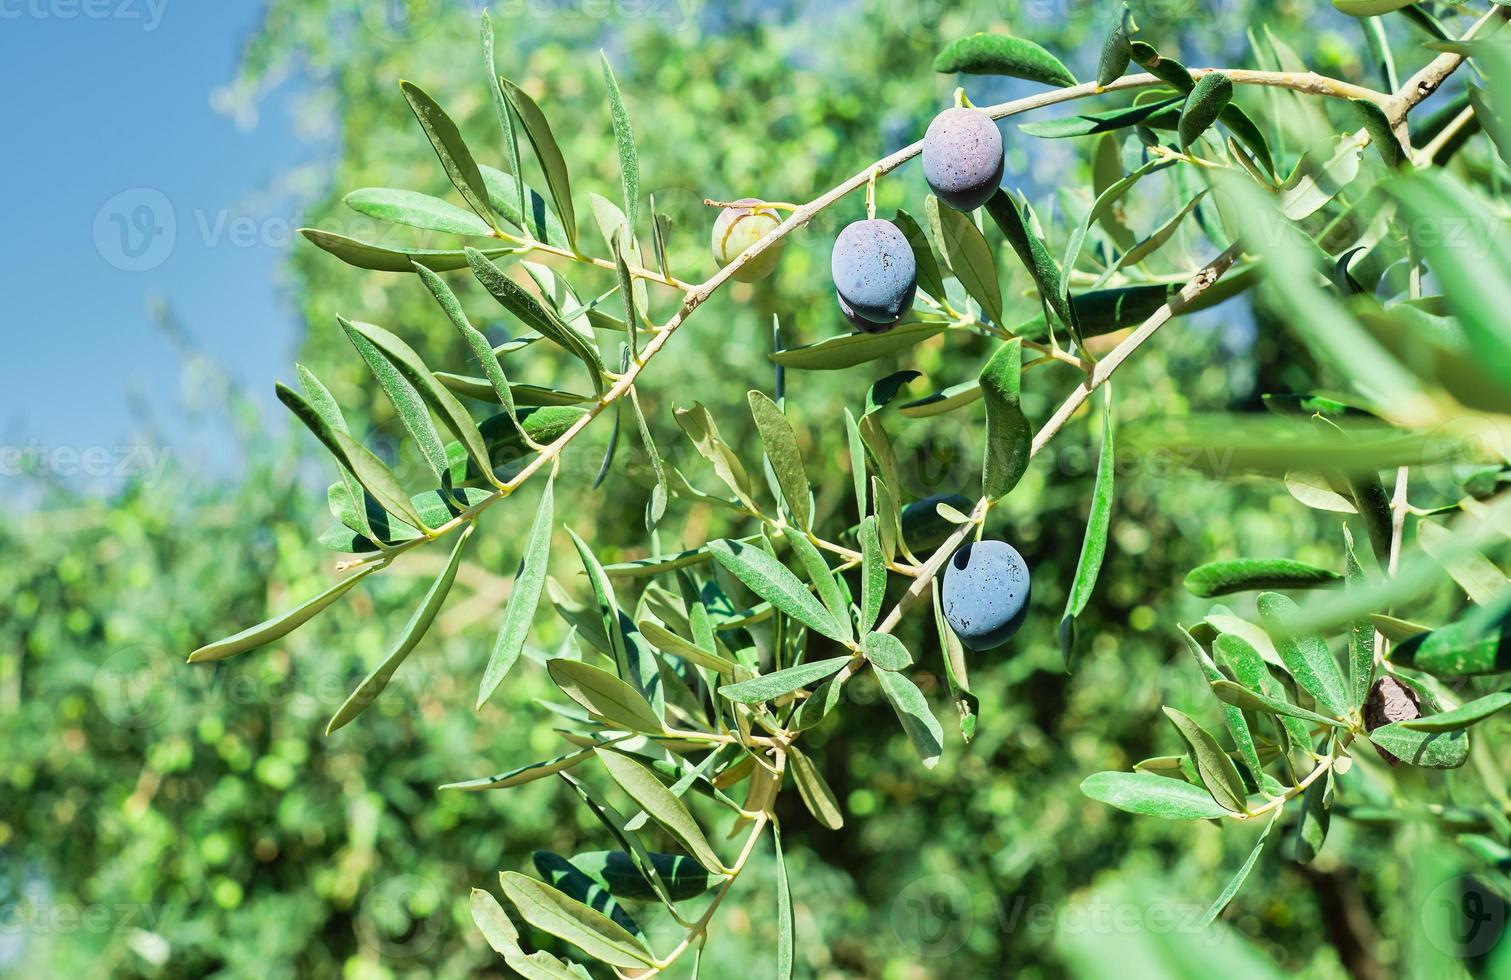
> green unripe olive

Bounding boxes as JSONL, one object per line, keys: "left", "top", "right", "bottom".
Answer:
{"left": 711, "top": 198, "right": 785, "bottom": 282}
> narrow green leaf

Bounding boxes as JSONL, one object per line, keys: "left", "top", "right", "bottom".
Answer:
{"left": 1162, "top": 706, "right": 1248, "bottom": 813}
{"left": 875, "top": 667, "right": 944, "bottom": 769}
{"left": 327, "top": 526, "right": 471, "bottom": 734}
{"left": 1096, "top": 3, "right": 1136, "bottom": 87}
{"left": 531, "top": 852, "right": 640, "bottom": 937}
{"left": 637, "top": 619, "right": 740, "bottom": 676}
{"left": 674, "top": 402, "right": 757, "bottom": 507}
{"left": 1019, "top": 96, "right": 1182, "bottom": 138}
{"left": 498, "top": 76, "right": 577, "bottom": 250}
{"left": 749, "top": 391, "right": 812, "bottom": 530}
{"left": 1418, "top": 519, "right": 1507, "bottom": 606}
{"left": 1209, "top": 679, "right": 1348, "bottom": 729}
{"left": 709, "top": 540, "right": 845, "bottom": 642}
{"left": 298, "top": 366, "right": 373, "bottom": 541}
{"left": 479, "top": 12, "right": 523, "bottom": 225}
{"left": 859, "top": 516, "right": 885, "bottom": 633}
{"left": 863, "top": 632, "right": 913, "bottom": 671}
{"left": 188, "top": 563, "right": 381, "bottom": 663}
{"left": 1212, "top": 633, "right": 1316, "bottom": 751}
{"left": 1288, "top": 762, "right": 1332, "bottom": 864}
{"left": 440, "top": 745, "right": 594, "bottom": 791}
{"left": 1344, "top": 527, "right": 1375, "bottom": 711}
{"left": 781, "top": 527, "right": 853, "bottom": 645}
{"left": 934, "top": 33, "right": 1077, "bottom": 87}
{"left": 774, "top": 822, "right": 794, "bottom": 980}
{"left": 478, "top": 166, "right": 570, "bottom": 249}
{"left": 470, "top": 887, "right": 521, "bottom": 957}
{"left": 567, "top": 529, "right": 662, "bottom": 713}
{"left": 1184, "top": 559, "right": 1343, "bottom": 597}
{"left": 787, "top": 745, "right": 843, "bottom": 830}
{"left": 345, "top": 188, "right": 493, "bottom": 237}
{"left": 1258, "top": 592, "right": 1350, "bottom": 717}
{"left": 1080, "top": 771, "right": 1233, "bottom": 820}
{"left": 1351, "top": 98, "right": 1405, "bottom": 168}
{"left": 1367, "top": 721, "right": 1470, "bottom": 769}
{"left": 595, "top": 749, "right": 725, "bottom": 874}
{"left": 546, "top": 658, "right": 663, "bottom": 732}
{"left": 1061, "top": 386, "right": 1114, "bottom": 666}
{"left": 717, "top": 655, "right": 851, "bottom": 704}
{"left": 926, "top": 195, "right": 1002, "bottom": 325}
{"left": 499, "top": 871, "right": 654, "bottom": 969}
{"left": 400, "top": 80, "right": 498, "bottom": 231}
{"left": 1129, "top": 41, "right": 1194, "bottom": 92}
{"left": 984, "top": 189, "right": 1071, "bottom": 330}
{"left": 300, "top": 228, "right": 515, "bottom": 272}
{"left": 628, "top": 389, "right": 667, "bottom": 531}
{"left": 1061, "top": 157, "right": 1170, "bottom": 304}
{"left": 932, "top": 578, "right": 979, "bottom": 741}
{"left": 980, "top": 337, "right": 1032, "bottom": 501}
{"left": 414, "top": 263, "right": 518, "bottom": 424}
{"left": 477, "top": 478, "right": 554, "bottom": 708}
{"left": 466, "top": 248, "right": 605, "bottom": 391}
{"left": 599, "top": 53, "right": 639, "bottom": 233}
{"left": 871, "top": 477, "right": 902, "bottom": 564}
{"left": 1400, "top": 692, "right": 1511, "bottom": 732}
{"left": 771, "top": 320, "right": 949, "bottom": 370}
{"left": 1393, "top": 608, "right": 1511, "bottom": 676}
{"left": 557, "top": 772, "right": 684, "bottom": 913}
{"left": 1178, "top": 627, "right": 1262, "bottom": 780}
{"left": 566, "top": 850, "right": 721, "bottom": 903}
{"left": 1199, "top": 808, "right": 1279, "bottom": 926}
{"left": 898, "top": 380, "right": 981, "bottom": 418}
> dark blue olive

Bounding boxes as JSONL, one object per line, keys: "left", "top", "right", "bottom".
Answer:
{"left": 940, "top": 540, "right": 1031, "bottom": 650}
{"left": 831, "top": 219, "right": 917, "bottom": 329}
{"left": 922, "top": 107, "right": 1005, "bottom": 212}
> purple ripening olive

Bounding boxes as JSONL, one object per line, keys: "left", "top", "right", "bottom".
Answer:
{"left": 922, "top": 107, "right": 1005, "bottom": 212}
{"left": 711, "top": 198, "right": 785, "bottom": 282}
{"left": 940, "top": 540, "right": 1031, "bottom": 651}
{"left": 830, "top": 219, "right": 917, "bottom": 332}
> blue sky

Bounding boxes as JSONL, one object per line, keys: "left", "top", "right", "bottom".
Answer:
{"left": 0, "top": 3, "right": 318, "bottom": 499}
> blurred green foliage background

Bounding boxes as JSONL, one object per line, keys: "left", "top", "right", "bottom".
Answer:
{"left": 4, "top": 1, "right": 1508, "bottom": 977}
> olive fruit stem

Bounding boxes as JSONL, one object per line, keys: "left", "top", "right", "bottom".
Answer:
{"left": 864, "top": 165, "right": 882, "bottom": 221}
{"left": 703, "top": 198, "right": 799, "bottom": 212}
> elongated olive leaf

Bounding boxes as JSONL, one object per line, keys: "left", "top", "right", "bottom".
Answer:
{"left": 674, "top": 402, "right": 757, "bottom": 507}
{"left": 772, "top": 320, "right": 949, "bottom": 370}
{"left": 749, "top": 392, "right": 812, "bottom": 530}
{"left": 1096, "top": 3, "right": 1136, "bottom": 87}
{"left": 637, "top": 620, "right": 740, "bottom": 676}
{"left": 1349, "top": 472, "right": 1393, "bottom": 565}
{"left": 1351, "top": 98, "right": 1405, "bottom": 168}
{"left": 899, "top": 380, "right": 981, "bottom": 418}
{"left": 984, "top": 189, "right": 1071, "bottom": 329}
{"left": 1061, "top": 386, "right": 1114, "bottom": 666}
{"left": 321, "top": 487, "right": 491, "bottom": 553}
{"left": 781, "top": 527, "right": 853, "bottom": 645}
{"left": 1178, "top": 628, "right": 1262, "bottom": 779}
{"left": 547, "top": 658, "right": 663, "bottom": 732}
{"left": 628, "top": 388, "right": 667, "bottom": 531}
{"left": 1178, "top": 71, "right": 1232, "bottom": 148}
{"left": 532, "top": 852, "right": 639, "bottom": 937}
{"left": 1184, "top": 559, "right": 1342, "bottom": 597}
{"left": 1209, "top": 680, "right": 1348, "bottom": 729}
{"left": 1129, "top": 41, "right": 1194, "bottom": 93}
{"left": 926, "top": 195, "right": 1001, "bottom": 325}
{"left": 345, "top": 188, "right": 493, "bottom": 237}
{"left": 1344, "top": 527, "right": 1375, "bottom": 711}
{"left": 1080, "top": 771, "right": 1232, "bottom": 820}
{"left": 1394, "top": 609, "right": 1511, "bottom": 676}
{"left": 499, "top": 871, "right": 654, "bottom": 969}
{"left": 344, "top": 319, "right": 495, "bottom": 483}
{"left": 1367, "top": 721, "right": 1470, "bottom": 769}
{"left": 399, "top": 81, "right": 497, "bottom": 231}
{"left": 875, "top": 667, "right": 944, "bottom": 769}
{"left": 300, "top": 229, "right": 516, "bottom": 272}
{"left": 479, "top": 13, "right": 522, "bottom": 210}
{"left": 440, "top": 745, "right": 595, "bottom": 791}
{"left": 1288, "top": 759, "right": 1333, "bottom": 864}
{"left": 1401, "top": 692, "right": 1511, "bottom": 732}
{"left": 595, "top": 749, "right": 725, "bottom": 874}
{"left": 859, "top": 516, "right": 885, "bottom": 633}
{"left": 414, "top": 263, "right": 518, "bottom": 424}
{"left": 477, "top": 478, "right": 553, "bottom": 708}
{"left": 478, "top": 166, "right": 570, "bottom": 249}
{"left": 718, "top": 655, "right": 851, "bottom": 704}
{"left": 567, "top": 850, "right": 721, "bottom": 903}
{"left": 934, "top": 33, "right": 1076, "bottom": 87}
{"left": 470, "top": 887, "right": 521, "bottom": 956}
{"left": 599, "top": 53, "right": 639, "bottom": 233}
{"left": 1060, "top": 157, "right": 1169, "bottom": 302}
{"left": 863, "top": 632, "right": 912, "bottom": 671}
{"left": 894, "top": 209, "right": 946, "bottom": 302}
{"left": 980, "top": 338, "right": 1032, "bottom": 501}
{"left": 1418, "top": 519, "right": 1507, "bottom": 606}
{"left": 188, "top": 563, "right": 381, "bottom": 663}
{"left": 1258, "top": 592, "right": 1350, "bottom": 717}
{"left": 709, "top": 540, "right": 846, "bottom": 642}
{"left": 1020, "top": 96, "right": 1182, "bottom": 139}
{"left": 774, "top": 822, "right": 794, "bottom": 980}
{"left": 466, "top": 248, "right": 605, "bottom": 390}
{"left": 338, "top": 318, "right": 450, "bottom": 485}
{"left": 327, "top": 527, "right": 472, "bottom": 734}
{"left": 297, "top": 365, "right": 373, "bottom": 541}
{"left": 1096, "top": 190, "right": 1207, "bottom": 283}
{"left": 787, "top": 745, "right": 843, "bottom": 830}
{"left": 567, "top": 529, "right": 662, "bottom": 713}
{"left": 1162, "top": 707, "right": 1248, "bottom": 813}
{"left": 498, "top": 76, "right": 577, "bottom": 250}
{"left": 1200, "top": 807, "right": 1279, "bottom": 927}
{"left": 435, "top": 374, "right": 589, "bottom": 407}
{"left": 871, "top": 477, "right": 902, "bottom": 565}
{"left": 276, "top": 383, "right": 429, "bottom": 531}
{"left": 1011, "top": 267, "right": 1260, "bottom": 342}
{"left": 555, "top": 772, "right": 683, "bottom": 912}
